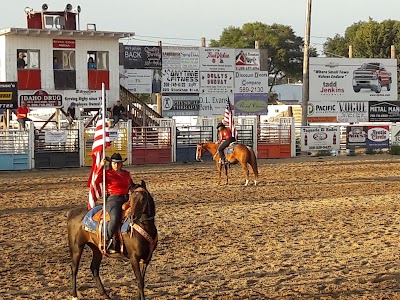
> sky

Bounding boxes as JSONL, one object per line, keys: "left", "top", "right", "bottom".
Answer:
{"left": 2, "top": 0, "right": 400, "bottom": 55}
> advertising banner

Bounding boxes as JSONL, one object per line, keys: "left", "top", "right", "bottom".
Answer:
{"left": 199, "top": 48, "right": 235, "bottom": 71}
{"left": 234, "top": 93, "right": 268, "bottom": 116}
{"left": 309, "top": 57, "right": 398, "bottom": 101}
{"left": 391, "top": 125, "right": 400, "bottom": 146}
{"left": 45, "top": 130, "right": 67, "bottom": 143}
{"left": 162, "top": 46, "right": 199, "bottom": 69}
{"left": 162, "top": 95, "right": 200, "bottom": 117}
{"left": 64, "top": 90, "right": 103, "bottom": 108}
{"left": 161, "top": 69, "right": 199, "bottom": 93}
{"left": 367, "top": 125, "right": 390, "bottom": 149}
{"left": 235, "top": 49, "right": 260, "bottom": 70}
{"left": 234, "top": 71, "right": 268, "bottom": 93}
{"left": 120, "top": 69, "right": 152, "bottom": 94}
{"left": 199, "top": 93, "right": 233, "bottom": 117}
{"left": 369, "top": 101, "right": 400, "bottom": 122}
{"left": 0, "top": 82, "right": 18, "bottom": 109}
{"left": 337, "top": 101, "right": 368, "bottom": 123}
{"left": 200, "top": 72, "right": 234, "bottom": 93}
{"left": 307, "top": 101, "right": 337, "bottom": 123}
{"left": 301, "top": 126, "right": 340, "bottom": 151}
{"left": 123, "top": 45, "right": 162, "bottom": 69}
{"left": 346, "top": 126, "right": 368, "bottom": 148}
{"left": 19, "top": 90, "right": 63, "bottom": 108}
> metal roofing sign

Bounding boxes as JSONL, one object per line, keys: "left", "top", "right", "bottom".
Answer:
{"left": 199, "top": 48, "right": 235, "bottom": 71}
{"left": 309, "top": 57, "right": 398, "bottom": 101}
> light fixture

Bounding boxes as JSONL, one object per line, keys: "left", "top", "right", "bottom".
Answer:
{"left": 77, "top": 5, "right": 81, "bottom": 13}
{"left": 65, "top": 3, "right": 72, "bottom": 11}
{"left": 24, "top": 6, "right": 33, "bottom": 15}
{"left": 42, "top": 3, "right": 48, "bottom": 11}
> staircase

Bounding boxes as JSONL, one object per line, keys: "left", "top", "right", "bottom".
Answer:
{"left": 119, "top": 85, "right": 162, "bottom": 127}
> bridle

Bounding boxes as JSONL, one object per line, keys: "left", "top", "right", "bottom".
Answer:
{"left": 128, "top": 187, "right": 157, "bottom": 263}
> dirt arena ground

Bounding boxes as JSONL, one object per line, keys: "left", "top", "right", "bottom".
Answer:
{"left": 2, "top": 155, "right": 400, "bottom": 300}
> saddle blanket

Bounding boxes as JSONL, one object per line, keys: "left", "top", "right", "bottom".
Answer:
{"left": 83, "top": 205, "right": 130, "bottom": 234}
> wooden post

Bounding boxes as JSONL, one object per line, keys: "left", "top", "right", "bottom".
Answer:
{"left": 349, "top": 45, "right": 353, "bottom": 58}
{"left": 156, "top": 40, "right": 162, "bottom": 117}
{"left": 301, "top": 0, "right": 312, "bottom": 126}
{"left": 391, "top": 45, "right": 395, "bottom": 59}
{"left": 201, "top": 37, "right": 206, "bottom": 47}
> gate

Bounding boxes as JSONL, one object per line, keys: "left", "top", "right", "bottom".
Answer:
{"left": 84, "top": 123, "right": 130, "bottom": 166}
{"left": 0, "top": 129, "right": 32, "bottom": 170}
{"left": 34, "top": 129, "right": 80, "bottom": 168}
{"left": 176, "top": 125, "right": 214, "bottom": 162}
{"left": 132, "top": 126, "right": 172, "bottom": 164}
{"left": 257, "top": 124, "right": 292, "bottom": 158}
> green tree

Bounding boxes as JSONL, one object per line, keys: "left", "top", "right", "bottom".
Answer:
{"left": 209, "top": 22, "right": 317, "bottom": 89}
{"left": 323, "top": 18, "right": 400, "bottom": 58}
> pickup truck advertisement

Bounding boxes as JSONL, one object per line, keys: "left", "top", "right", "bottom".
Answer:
{"left": 309, "top": 58, "right": 398, "bottom": 101}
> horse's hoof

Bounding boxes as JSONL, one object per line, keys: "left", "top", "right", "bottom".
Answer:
{"left": 254, "top": 181, "right": 258, "bottom": 186}
{"left": 72, "top": 297, "right": 78, "bottom": 300}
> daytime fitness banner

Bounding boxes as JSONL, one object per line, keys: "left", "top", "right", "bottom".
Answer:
{"left": 309, "top": 57, "right": 398, "bottom": 101}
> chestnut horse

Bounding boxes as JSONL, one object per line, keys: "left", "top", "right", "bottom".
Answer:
{"left": 196, "top": 142, "right": 258, "bottom": 186}
{"left": 67, "top": 180, "right": 157, "bottom": 300}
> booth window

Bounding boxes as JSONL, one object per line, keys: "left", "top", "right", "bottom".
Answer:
{"left": 17, "top": 49, "right": 41, "bottom": 90}
{"left": 88, "top": 51, "right": 110, "bottom": 89}
{"left": 53, "top": 49, "right": 76, "bottom": 90}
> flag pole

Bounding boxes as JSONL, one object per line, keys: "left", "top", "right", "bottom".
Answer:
{"left": 101, "top": 82, "right": 107, "bottom": 251}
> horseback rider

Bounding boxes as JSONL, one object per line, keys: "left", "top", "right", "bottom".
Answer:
{"left": 216, "top": 122, "right": 236, "bottom": 164}
{"left": 98, "top": 152, "right": 135, "bottom": 254}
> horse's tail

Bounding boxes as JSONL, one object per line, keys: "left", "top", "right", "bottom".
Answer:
{"left": 248, "top": 146, "right": 259, "bottom": 180}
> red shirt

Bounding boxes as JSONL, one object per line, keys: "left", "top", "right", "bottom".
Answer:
{"left": 218, "top": 127, "right": 233, "bottom": 143}
{"left": 96, "top": 168, "right": 132, "bottom": 196}
{"left": 17, "top": 106, "right": 29, "bottom": 119}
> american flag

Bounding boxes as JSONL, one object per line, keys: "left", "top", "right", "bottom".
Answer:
{"left": 87, "top": 117, "right": 110, "bottom": 210}
{"left": 223, "top": 96, "right": 238, "bottom": 139}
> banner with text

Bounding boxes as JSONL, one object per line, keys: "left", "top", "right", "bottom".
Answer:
{"left": 199, "top": 48, "right": 235, "bottom": 72}
{"left": 123, "top": 45, "right": 162, "bottom": 69}
{"left": 0, "top": 82, "right": 18, "bottom": 109}
{"left": 234, "top": 93, "right": 268, "bottom": 116}
{"left": 162, "top": 46, "right": 199, "bottom": 69}
{"left": 369, "top": 101, "right": 400, "bottom": 122}
{"left": 161, "top": 69, "right": 199, "bottom": 93}
{"left": 301, "top": 126, "right": 340, "bottom": 151}
{"left": 235, "top": 49, "right": 260, "bottom": 71}
{"left": 234, "top": 71, "right": 268, "bottom": 94}
{"left": 162, "top": 95, "right": 200, "bottom": 117}
{"left": 309, "top": 57, "right": 398, "bottom": 101}
{"left": 200, "top": 72, "right": 234, "bottom": 93}
{"left": 199, "top": 93, "right": 233, "bottom": 117}
{"left": 120, "top": 69, "right": 152, "bottom": 94}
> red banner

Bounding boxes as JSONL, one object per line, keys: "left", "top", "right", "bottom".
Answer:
{"left": 53, "top": 39, "right": 75, "bottom": 48}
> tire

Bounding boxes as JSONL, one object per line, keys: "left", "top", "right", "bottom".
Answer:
{"left": 387, "top": 82, "right": 391, "bottom": 91}
{"left": 353, "top": 86, "right": 361, "bottom": 93}
{"left": 375, "top": 81, "right": 382, "bottom": 93}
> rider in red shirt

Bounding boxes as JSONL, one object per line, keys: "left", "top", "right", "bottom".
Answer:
{"left": 216, "top": 122, "right": 236, "bottom": 164}
{"left": 96, "top": 152, "right": 135, "bottom": 253}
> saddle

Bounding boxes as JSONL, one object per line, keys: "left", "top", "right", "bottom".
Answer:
{"left": 92, "top": 201, "right": 132, "bottom": 254}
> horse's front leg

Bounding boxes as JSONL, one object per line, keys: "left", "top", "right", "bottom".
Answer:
{"left": 88, "top": 244, "right": 110, "bottom": 299}
{"left": 130, "top": 256, "right": 145, "bottom": 300}
{"left": 216, "top": 162, "right": 222, "bottom": 185}
{"left": 225, "top": 164, "right": 229, "bottom": 185}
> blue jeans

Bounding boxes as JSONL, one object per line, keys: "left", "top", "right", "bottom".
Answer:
{"left": 105, "top": 195, "right": 126, "bottom": 240}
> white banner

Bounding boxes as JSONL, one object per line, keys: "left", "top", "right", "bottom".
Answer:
{"left": 337, "top": 101, "right": 369, "bottom": 123}
{"left": 162, "top": 46, "right": 199, "bottom": 69}
{"left": 391, "top": 125, "right": 400, "bottom": 146}
{"left": 45, "top": 130, "right": 67, "bottom": 143}
{"left": 199, "top": 93, "right": 233, "bottom": 117}
{"left": 64, "top": 90, "right": 103, "bottom": 109}
{"left": 301, "top": 126, "right": 340, "bottom": 151}
{"left": 235, "top": 49, "right": 260, "bottom": 70}
{"left": 200, "top": 72, "right": 234, "bottom": 93}
{"left": 161, "top": 69, "right": 199, "bottom": 93}
{"left": 199, "top": 48, "right": 235, "bottom": 71}
{"left": 234, "top": 71, "right": 268, "bottom": 93}
{"left": 120, "top": 69, "right": 152, "bottom": 94}
{"left": 310, "top": 57, "right": 398, "bottom": 101}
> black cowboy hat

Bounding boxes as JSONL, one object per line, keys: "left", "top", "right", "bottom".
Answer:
{"left": 216, "top": 122, "right": 225, "bottom": 129}
{"left": 106, "top": 152, "right": 127, "bottom": 163}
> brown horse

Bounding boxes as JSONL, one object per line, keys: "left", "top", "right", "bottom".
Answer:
{"left": 196, "top": 142, "right": 258, "bottom": 186}
{"left": 67, "top": 180, "right": 157, "bottom": 300}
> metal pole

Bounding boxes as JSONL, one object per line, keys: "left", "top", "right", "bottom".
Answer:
{"left": 301, "top": 0, "right": 312, "bottom": 126}
{"left": 101, "top": 82, "right": 107, "bottom": 251}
